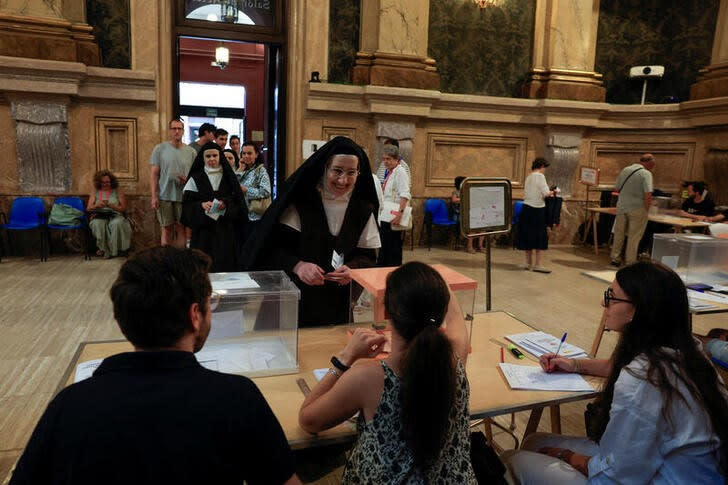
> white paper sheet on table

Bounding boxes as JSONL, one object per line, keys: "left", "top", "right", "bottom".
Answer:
{"left": 313, "top": 368, "right": 328, "bottom": 381}
{"left": 498, "top": 363, "right": 594, "bottom": 392}
{"left": 687, "top": 289, "right": 728, "bottom": 304}
{"left": 506, "top": 331, "right": 588, "bottom": 359}
{"left": 74, "top": 358, "right": 104, "bottom": 383}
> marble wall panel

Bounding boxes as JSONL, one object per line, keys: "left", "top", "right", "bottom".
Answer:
{"left": 591, "top": 143, "right": 694, "bottom": 194}
{"left": 425, "top": 133, "right": 528, "bottom": 188}
{"left": 0, "top": 104, "right": 19, "bottom": 194}
{"left": 595, "top": 0, "right": 719, "bottom": 103}
{"left": 704, "top": 148, "right": 728, "bottom": 206}
{"left": 95, "top": 117, "right": 138, "bottom": 181}
{"left": 428, "top": 0, "right": 535, "bottom": 97}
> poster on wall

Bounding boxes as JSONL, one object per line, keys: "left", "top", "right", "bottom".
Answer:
{"left": 579, "top": 166, "right": 600, "bottom": 186}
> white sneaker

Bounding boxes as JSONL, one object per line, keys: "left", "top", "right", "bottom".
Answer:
{"left": 532, "top": 266, "right": 552, "bottom": 274}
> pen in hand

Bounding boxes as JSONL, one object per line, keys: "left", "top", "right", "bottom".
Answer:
{"left": 547, "top": 332, "right": 567, "bottom": 372}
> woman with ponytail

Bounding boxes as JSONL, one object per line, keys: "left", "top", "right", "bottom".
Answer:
{"left": 504, "top": 261, "right": 728, "bottom": 484}
{"left": 299, "top": 262, "right": 476, "bottom": 483}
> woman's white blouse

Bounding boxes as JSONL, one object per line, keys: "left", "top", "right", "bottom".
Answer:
{"left": 587, "top": 353, "right": 724, "bottom": 484}
{"left": 523, "top": 171, "right": 550, "bottom": 208}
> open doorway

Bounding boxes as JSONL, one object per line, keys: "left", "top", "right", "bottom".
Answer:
{"left": 176, "top": 36, "right": 282, "bottom": 194}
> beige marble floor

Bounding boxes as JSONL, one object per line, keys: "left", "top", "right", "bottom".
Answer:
{"left": 0, "top": 245, "right": 724, "bottom": 483}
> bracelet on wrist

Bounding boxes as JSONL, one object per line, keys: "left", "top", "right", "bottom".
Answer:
{"left": 331, "top": 355, "right": 350, "bottom": 373}
{"left": 572, "top": 358, "right": 581, "bottom": 373}
{"left": 328, "top": 367, "right": 341, "bottom": 378}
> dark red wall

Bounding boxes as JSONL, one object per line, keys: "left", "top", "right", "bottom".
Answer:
{"left": 179, "top": 37, "right": 265, "bottom": 142}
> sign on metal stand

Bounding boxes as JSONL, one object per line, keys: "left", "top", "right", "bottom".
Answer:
{"left": 459, "top": 178, "right": 513, "bottom": 311}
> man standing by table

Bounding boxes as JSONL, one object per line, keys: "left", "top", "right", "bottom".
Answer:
{"left": 610, "top": 153, "right": 655, "bottom": 266}
{"left": 150, "top": 118, "right": 196, "bottom": 247}
{"left": 10, "top": 247, "right": 300, "bottom": 485}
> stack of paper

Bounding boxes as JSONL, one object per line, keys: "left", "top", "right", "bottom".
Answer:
{"left": 505, "top": 331, "right": 588, "bottom": 359}
{"left": 499, "top": 363, "right": 594, "bottom": 392}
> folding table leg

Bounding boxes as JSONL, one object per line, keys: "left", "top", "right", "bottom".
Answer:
{"left": 523, "top": 406, "right": 544, "bottom": 439}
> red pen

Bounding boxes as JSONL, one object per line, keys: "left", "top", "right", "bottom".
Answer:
{"left": 500, "top": 347, "right": 505, "bottom": 363}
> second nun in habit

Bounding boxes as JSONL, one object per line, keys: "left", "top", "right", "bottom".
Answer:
{"left": 241, "top": 137, "right": 381, "bottom": 326}
{"left": 182, "top": 141, "right": 247, "bottom": 272}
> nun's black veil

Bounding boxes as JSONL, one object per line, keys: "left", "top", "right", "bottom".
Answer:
{"left": 240, "top": 136, "right": 378, "bottom": 270}
{"left": 187, "top": 141, "right": 245, "bottom": 202}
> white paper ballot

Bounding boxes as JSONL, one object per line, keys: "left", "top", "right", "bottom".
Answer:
{"left": 211, "top": 273, "right": 260, "bottom": 290}
{"left": 74, "top": 358, "right": 103, "bottom": 383}
{"left": 209, "top": 309, "right": 245, "bottom": 340}
{"left": 331, "top": 250, "right": 344, "bottom": 270}
{"left": 499, "top": 363, "right": 594, "bottom": 392}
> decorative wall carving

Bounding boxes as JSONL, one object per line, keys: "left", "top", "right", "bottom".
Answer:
{"left": 425, "top": 133, "right": 528, "bottom": 188}
{"left": 545, "top": 133, "right": 582, "bottom": 197}
{"left": 595, "top": 0, "right": 719, "bottom": 104}
{"left": 95, "top": 117, "right": 138, "bottom": 181}
{"left": 428, "top": 0, "right": 535, "bottom": 97}
{"left": 12, "top": 101, "right": 71, "bottom": 193}
{"left": 590, "top": 141, "right": 695, "bottom": 194}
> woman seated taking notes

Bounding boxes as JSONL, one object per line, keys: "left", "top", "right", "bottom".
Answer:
{"left": 299, "top": 262, "right": 476, "bottom": 483}
{"left": 504, "top": 261, "right": 728, "bottom": 484}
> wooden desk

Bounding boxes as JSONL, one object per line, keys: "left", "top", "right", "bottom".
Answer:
{"left": 60, "top": 312, "right": 601, "bottom": 449}
{"left": 351, "top": 264, "right": 478, "bottom": 322}
{"left": 586, "top": 207, "right": 711, "bottom": 255}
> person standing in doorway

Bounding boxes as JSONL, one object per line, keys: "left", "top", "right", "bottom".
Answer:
{"left": 150, "top": 117, "right": 196, "bottom": 247}
{"left": 189, "top": 122, "right": 216, "bottom": 154}
{"left": 229, "top": 134, "right": 241, "bottom": 159}
{"left": 214, "top": 128, "right": 229, "bottom": 149}
{"left": 610, "top": 153, "right": 655, "bottom": 267}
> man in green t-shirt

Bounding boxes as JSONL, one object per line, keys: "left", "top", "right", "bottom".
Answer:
{"left": 610, "top": 153, "right": 655, "bottom": 266}
{"left": 150, "top": 118, "right": 196, "bottom": 247}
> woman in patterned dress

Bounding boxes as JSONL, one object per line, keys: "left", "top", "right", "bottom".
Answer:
{"left": 299, "top": 262, "right": 477, "bottom": 484}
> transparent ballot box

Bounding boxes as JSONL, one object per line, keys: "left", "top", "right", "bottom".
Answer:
{"left": 350, "top": 264, "right": 477, "bottom": 339}
{"left": 651, "top": 234, "right": 728, "bottom": 286}
{"left": 201, "top": 271, "right": 300, "bottom": 378}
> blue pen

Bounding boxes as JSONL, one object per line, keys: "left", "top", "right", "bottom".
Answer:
{"left": 554, "top": 332, "right": 567, "bottom": 358}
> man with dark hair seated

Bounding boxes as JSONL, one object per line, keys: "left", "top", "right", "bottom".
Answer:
{"left": 10, "top": 247, "right": 300, "bottom": 485}
{"left": 678, "top": 181, "right": 716, "bottom": 220}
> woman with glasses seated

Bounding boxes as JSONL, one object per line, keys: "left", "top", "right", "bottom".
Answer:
{"left": 503, "top": 261, "right": 728, "bottom": 484}
{"left": 87, "top": 170, "right": 132, "bottom": 258}
{"left": 241, "top": 137, "right": 380, "bottom": 326}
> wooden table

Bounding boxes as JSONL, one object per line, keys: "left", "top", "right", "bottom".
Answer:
{"left": 60, "top": 312, "right": 602, "bottom": 449}
{"left": 350, "top": 264, "right": 478, "bottom": 322}
{"left": 586, "top": 207, "right": 711, "bottom": 255}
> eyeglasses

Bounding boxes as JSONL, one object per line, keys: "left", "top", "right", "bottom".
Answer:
{"left": 603, "top": 288, "right": 631, "bottom": 307}
{"left": 209, "top": 291, "right": 221, "bottom": 312}
{"left": 328, "top": 167, "right": 359, "bottom": 180}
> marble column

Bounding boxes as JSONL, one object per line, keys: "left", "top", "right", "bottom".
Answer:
{"left": 524, "top": 0, "right": 605, "bottom": 102}
{"left": 690, "top": 0, "right": 728, "bottom": 99}
{"left": 352, "top": 0, "right": 439, "bottom": 90}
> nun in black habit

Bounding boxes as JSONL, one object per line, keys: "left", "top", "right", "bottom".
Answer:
{"left": 241, "top": 136, "right": 381, "bottom": 327}
{"left": 182, "top": 141, "right": 247, "bottom": 272}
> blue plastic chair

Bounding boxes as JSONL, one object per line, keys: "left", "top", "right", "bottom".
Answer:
{"left": 511, "top": 200, "right": 525, "bottom": 249}
{"left": 0, "top": 197, "right": 48, "bottom": 261}
{"left": 47, "top": 196, "right": 90, "bottom": 260}
{"left": 421, "top": 198, "right": 457, "bottom": 251}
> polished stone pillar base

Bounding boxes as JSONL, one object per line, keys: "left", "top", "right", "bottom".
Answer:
{"left": 0, "top": 13, "right": 99, "bottom": 65}
{"left": 352, "top": 52, "right": 439, "bottom": 90}
{"left": 690, "top": 62, "right": 728, "bottom": 100}
{"left": 524, "top": 69, "right": 605, "bottom": 102}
